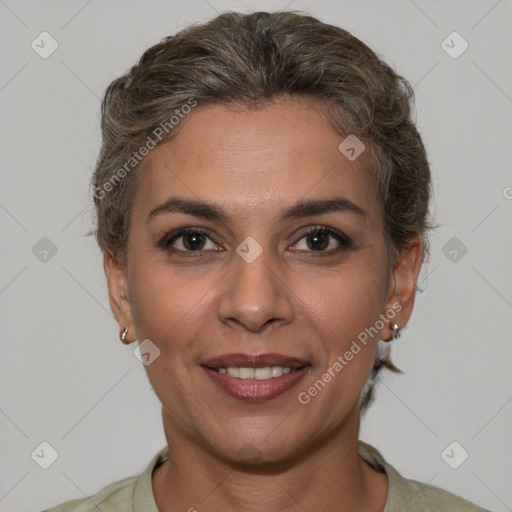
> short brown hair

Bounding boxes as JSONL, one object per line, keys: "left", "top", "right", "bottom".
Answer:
{"left": 90, "top": 10, "right": 433, "bottom": 411}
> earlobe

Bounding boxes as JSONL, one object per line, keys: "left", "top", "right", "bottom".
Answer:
{"left": 379, "top": 237, "right": 424, "bottom": 341}
{"left": 103, "top": 250, "right": 135, "bottom": 343}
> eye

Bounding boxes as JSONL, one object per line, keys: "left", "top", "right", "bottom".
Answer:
{"left": 157, "top": 225, "right": 352, "bottom": 257}
{"left": 290, "top": 226, "right": 352, "bottom": 255}
{"left": 160, "top": 227, "right": 220, "bottom": 254}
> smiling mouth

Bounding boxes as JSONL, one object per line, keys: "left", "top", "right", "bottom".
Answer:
{"left": 206, "top": 365, "right": 305, "bottom": 380}
{"left": 200, "top": 353, "right": 311, "bottom": 401}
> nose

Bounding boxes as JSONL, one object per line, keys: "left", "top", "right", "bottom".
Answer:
{"left": 216, "top": 245, "right": 294, "bottom": 333}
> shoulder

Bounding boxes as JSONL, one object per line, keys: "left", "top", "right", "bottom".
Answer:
{"left": 41, "top": 475, "right": 137, "bottom": 512}
{"left": 357, "top": 440, "right": 492, "bottom": 512}
{"left": 41, "top": 445, "right": 169, "bottom": 512}
{"left": 397, "top": 474, "right": 492, "bottom": 511}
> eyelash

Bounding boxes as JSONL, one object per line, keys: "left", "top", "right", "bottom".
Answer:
{"left": 157, "top": 225, "right": 353, "bottom": 258}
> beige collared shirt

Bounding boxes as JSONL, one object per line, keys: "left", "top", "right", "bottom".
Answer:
{"left": 43, "top": 441, "right": 490, "bottom": 511}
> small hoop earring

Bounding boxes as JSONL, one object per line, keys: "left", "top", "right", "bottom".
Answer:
{"left": 389, "top": 323, "right": 400, "bottom": 339}
{"left": 120, "top": 326, "right": 129, "bottom": 343}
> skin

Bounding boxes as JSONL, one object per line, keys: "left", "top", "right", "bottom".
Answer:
{"left": 104, "top": 97, "right": 423, "bottom": 512}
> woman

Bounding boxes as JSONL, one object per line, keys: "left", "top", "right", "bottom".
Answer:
{"left": 44, "top": 10, "right": 490, "bottom": 511}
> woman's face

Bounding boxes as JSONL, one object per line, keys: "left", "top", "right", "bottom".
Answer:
{"left": 106, "top": 98, "right": 418, "bottom": 463}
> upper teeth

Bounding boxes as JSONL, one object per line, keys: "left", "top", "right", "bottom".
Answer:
{"left": 218, "top": 366, "right": 292, "bottom": 380}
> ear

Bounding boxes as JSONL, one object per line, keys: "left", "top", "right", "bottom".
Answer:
{"left": 379, "top": 236, "right": 424, "bottom": 342}
{"left": 103, "top": 250, "right": 136, "bottom": 344}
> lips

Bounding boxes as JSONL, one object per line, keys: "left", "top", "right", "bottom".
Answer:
{"left": 200, "top": 353, "right": 311, "bottom": 401}
{"left": 202, "top": 353, "right": 309, "bottom": 369}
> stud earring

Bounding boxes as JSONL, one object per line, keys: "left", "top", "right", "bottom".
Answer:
{"left": 389, "top": 323, "right": 400, "bottom": 339}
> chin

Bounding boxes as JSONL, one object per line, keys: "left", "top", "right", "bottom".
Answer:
{"left": 203, "top": 422, "right": 310, "bottom": 467}
{"left": 223, "top": 443, "right": 299, "bottom": 467}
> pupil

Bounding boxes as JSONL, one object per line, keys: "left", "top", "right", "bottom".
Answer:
{"left": 184, "top": 234, "right": 205, "bottom": 250}
{"left": 308, "top": 232, "right": 328, "bottom": 251}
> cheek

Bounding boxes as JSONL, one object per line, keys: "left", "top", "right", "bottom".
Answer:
{"left": 128, "top": 265, "right": 211, "bottom": 400}
{"left": 293, "top": 260, "right": 386, "bottom": 400}
{"left": 296, "top": 262, "right": 385, "bottom": 339}
{"left": 299, "top": 281, "right": 382, "bottom": 413}
{"left": 128, "top": 258, "right": 206, "bottom": 345}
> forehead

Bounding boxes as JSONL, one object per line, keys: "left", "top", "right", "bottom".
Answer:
{"left": 133, "top": 99, "right": 380, "bottom": 225}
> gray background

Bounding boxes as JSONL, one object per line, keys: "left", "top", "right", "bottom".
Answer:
{"left": 1, "top": 0, "right": 511, "bottom": 511}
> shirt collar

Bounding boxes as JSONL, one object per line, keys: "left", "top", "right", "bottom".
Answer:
{"left": 133, "top": 444, "right": 169, "bottom": 512}
{"left": 133, "top": 441, "right": 410, "bottom": 511}
{"left": 358, "top": 439, "right": 415, "bottom": 509}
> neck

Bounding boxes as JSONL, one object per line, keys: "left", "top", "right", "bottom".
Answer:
{"left": 152, "top": 407, "right": 388, "bottom": 512}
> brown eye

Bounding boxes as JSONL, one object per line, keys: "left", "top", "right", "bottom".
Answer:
{"left": 180, "top": 233, "right": 207, "bottom": 251}
{"left": 304, "top": 232, "right": 330, "bottom": 251}
{"left": 291, "top": 226, "right": 352, "bottom": 254}
{"left": 160, "top": 228, "right": 219, "bottom": 254}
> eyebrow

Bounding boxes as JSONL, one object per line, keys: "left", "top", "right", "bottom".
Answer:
{"left": 147, "top": 196, "right": 367, "bottom": 224}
